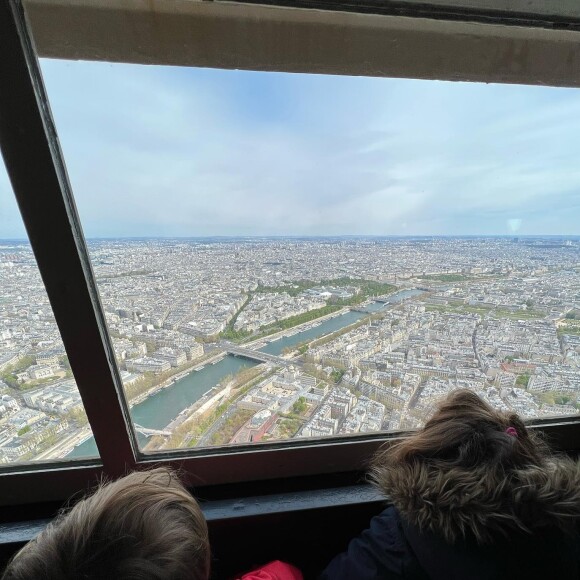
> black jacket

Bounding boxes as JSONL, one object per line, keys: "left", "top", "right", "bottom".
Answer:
{"left": 320, "top": 505, "right": 580, "bottom": 580}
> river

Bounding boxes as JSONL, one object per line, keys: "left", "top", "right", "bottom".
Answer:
{"left": 66, "top": 289, "right": 422, "bottom": 458}
{"left": 260, "top": 300, "right": 385, "bottom": 356}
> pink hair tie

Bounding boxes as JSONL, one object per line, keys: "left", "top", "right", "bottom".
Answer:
{"left": 505, "top": 427, "right": 518, "bottom": 438}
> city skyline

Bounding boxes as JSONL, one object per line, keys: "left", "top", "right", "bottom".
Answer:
{"left": 2, "top": 234, "right": 580, "bottom": 243}
{"left": 1, "top": 61, "right": 580, "bottom": 238}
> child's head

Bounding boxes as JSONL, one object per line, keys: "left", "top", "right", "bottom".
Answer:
{"left": 378, "top": 388, "right": 548, "bottom": 470}
{"left": 371, "top": 389, "right": 565, "bottom": 543}
{"left": 2, "top": 467, "right": 210, "bottom": 580}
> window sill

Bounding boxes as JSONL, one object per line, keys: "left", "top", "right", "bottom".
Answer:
{"left": 0, "top": 483, "right": 386, "bottom": 578}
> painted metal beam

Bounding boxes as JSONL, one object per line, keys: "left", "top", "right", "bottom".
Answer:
{"left": 21, "top": 0, "right": 580, "bottom": 87}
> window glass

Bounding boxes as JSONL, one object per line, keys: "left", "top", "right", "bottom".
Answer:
{"left": 0, "top": 159, "right": 98, "bottom": 465}
{"left": 38, "top": 59, "right": 580, "bottom": 455}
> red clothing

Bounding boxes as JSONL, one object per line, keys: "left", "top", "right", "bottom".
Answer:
{"left": 237, "top": 560, "right": 303, "bottom": 580}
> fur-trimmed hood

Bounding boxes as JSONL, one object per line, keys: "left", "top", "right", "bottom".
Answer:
{"left": 374, "top": 458, "right": 580, "bottom": 544}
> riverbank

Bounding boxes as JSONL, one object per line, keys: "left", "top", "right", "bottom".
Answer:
{"left": 65, "top": 290, "right": 421, "bottom": 459}
{"left": 246, "top": 288, "right": 405, "bottom": 348}
{"left": 33, "top": 425, "right": 93, "bottom": 461}
{"left": 66, "top": 353, "right": 257, "bottom": 459}
{"left": 144, "top": 364, "right": 269, "bottom": 452}
{"left": 134, "top": 290, "right": 407, "bottom": 408}
{"left": 143, "top": 381, "right": 234, "bottom": 452}
{"left": 243, "top": 306, "right": 351, "bottom": 348}
{"left": 128, "top": 351, "right": 227, "bottom": 407}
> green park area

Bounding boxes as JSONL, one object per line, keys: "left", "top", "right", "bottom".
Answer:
{"left": 559, "top": 312, "right": 580, "bottom": 336}
{"left": 220, "top": 278, "right": 396, "bottom": 343}
{"left": 278, "top": 396, "right": 310, "bottom": 438}
{"left": 0, "top": 355, "right": 36, "bottom": 390}
{"left": 209, "top": 408, "right": 255, "bottom": 446}
{"left": 254, "top": 277, "right": 395, "bottom": 300}
{"left": 425, "top": 303, "right": 544, "bottom": 320}
{"left": 537, "top": 391, "right": 580, "bottom": 409}
{"left": 418, "top": 273, "right": 472, "bottom": 283}
{"left": 559, "top": 323, "right": 580, "bottom": 336}
{"left": 417, "top": 271, "right": 513, "bottom": 284}
{"left": 166, "top": 367, "right": 271, "bottom": 448}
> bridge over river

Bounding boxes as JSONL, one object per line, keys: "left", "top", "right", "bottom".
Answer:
{"left": 67, "top": 291, "right": 422, "bottom": 459}
{"left": 134, "top": 424, "right": 172, "bottom": 438}
{"left": 222, "top": 343, "right": 301, "bottom": 367}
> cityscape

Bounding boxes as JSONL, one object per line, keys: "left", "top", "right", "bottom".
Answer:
{"left": 1, "top": 236, "right": 579, "bottom": 464}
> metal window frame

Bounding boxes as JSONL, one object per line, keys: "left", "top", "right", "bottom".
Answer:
{"left": 0, "top": 0, "right": 138, "bottom": 482}
{"left": 1, "top": 0, "right": 580, "bottom": 507}
{"left": 215, "top": 0, "right": 580, "bottom": 29}
{"left": 23, "top": 0, "right": 580, "bottom": 88}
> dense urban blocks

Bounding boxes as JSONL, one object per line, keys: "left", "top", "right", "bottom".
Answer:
{"left": 0, "top": 237, "right": 579, "bottom": 464}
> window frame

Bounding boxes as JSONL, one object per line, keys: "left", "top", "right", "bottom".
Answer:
{"left": 23, "top": 0, "right": 580, "bottom": 87}
{"left": 1, "top": 0, "right": 580, "bottom": 507}
{"left": 198, "top": 0, "right": 580, "bottom": 29}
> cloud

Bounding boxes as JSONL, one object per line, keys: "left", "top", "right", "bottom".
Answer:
{"left": 4, "top": 59, "right": 578, "bottom": 237}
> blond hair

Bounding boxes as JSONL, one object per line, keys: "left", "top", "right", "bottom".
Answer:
{"left": 2, "top": 468, "right": 210, "bottom": 580}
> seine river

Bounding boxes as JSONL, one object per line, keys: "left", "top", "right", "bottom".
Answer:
{"left": 67, "top": 289, "right": 421, "bottom": 458}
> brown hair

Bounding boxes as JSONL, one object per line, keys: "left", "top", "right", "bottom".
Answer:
{"left": 2, "top": 468, "right": 210, "bottom": 580}
{"left": 370, "top": 390, "right": 580, "bottom": 544}
{"left": 373, "top": 389, "right": 548, "bottom": 473}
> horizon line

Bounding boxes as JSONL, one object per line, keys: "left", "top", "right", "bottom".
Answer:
{"left": 2, "top": 234, "right": 580, "bottom": 243}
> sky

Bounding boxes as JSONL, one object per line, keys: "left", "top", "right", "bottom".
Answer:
{"left": 1, "top": 59, "right": 580, "bottom": 238}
